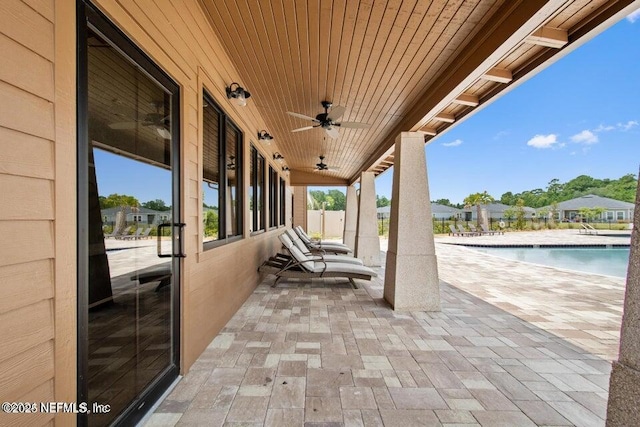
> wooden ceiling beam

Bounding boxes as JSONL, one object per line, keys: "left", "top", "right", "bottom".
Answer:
{"left": 482, "top": 67, "right": 513, "bottom": 83}
{"left": 352, "top": 0, "right": 568, "bottom": 183}
{"left": 289, "top": 169, "right": 350, "bottom": 186}
{"left": 418, "top": 126, "right": 437, "bottom": 136}
{"left": 434, "top": 113, "right": 456, "bottom": 123}
{"left": 526, "top": 26, "right": 568, "bottom": 49}
{"left": 452, "top": 93, "right": 479, "bottom": 107}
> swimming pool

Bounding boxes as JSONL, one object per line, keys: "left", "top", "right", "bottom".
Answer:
{"left": 471, "top": 246, "right": 630, "bottom": 278}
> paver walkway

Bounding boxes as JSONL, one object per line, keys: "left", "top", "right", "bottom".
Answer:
{"left": 145, "top": 231, "right": 628, "bottom": 426}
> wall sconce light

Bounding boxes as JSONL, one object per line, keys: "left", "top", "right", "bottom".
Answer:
{"left": 226, "top": 82, "right": 251, "bottom": 106}
{"left": 258, "top": 130, "right": 273, "bottom": 144}
{"left": 282, "top": 166, "right": 290, "bottom": 173}
{"left": 273, "top": 152, "right": 285, "bottom": 163}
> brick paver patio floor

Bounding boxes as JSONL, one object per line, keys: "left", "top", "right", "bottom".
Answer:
{"left": 146, "top": 231, "right": 627, "bottom": 426}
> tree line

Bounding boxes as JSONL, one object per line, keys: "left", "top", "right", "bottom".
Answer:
{"left": 435, "top": 174, "right": 637, "bottom": 209}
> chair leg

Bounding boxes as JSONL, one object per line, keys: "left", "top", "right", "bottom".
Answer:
{"left": 348, "top": 278, "right": 358, "bottom": 289}
{"left": 272, "top": 276, "right": 282, "bottom": 288}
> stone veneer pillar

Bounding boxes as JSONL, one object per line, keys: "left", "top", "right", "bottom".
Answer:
{"left": 606, "top": 173, "right": 640, "bottom": 426}
{"left": 343, "top": 185, "right": 358, "bottom": 251}
{"left": 292, "top": 186, "right": 307, "bottom": 231}
{"left": 355, "top": 172, "right": 381, "bottom": 266}
{"left": 384, "top": 132, "right": 440, "bottom": 311}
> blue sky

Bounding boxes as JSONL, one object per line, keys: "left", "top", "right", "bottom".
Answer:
{"left": 370, "top": 14, "right": 640, "bottom": 204}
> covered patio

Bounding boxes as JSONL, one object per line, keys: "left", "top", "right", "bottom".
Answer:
{"left": 146, "top": 231, "right": 626, "bottom": 426}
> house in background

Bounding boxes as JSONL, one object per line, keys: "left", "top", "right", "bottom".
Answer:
{"left": 543, "top": 194, "right": 635, "bottom": 222}
{"left": 463, "top": 202, "right": 536, "bottom": 221}
{"left": 431, "top": 202, "right": 463, "bottom": 220}
{"left": 101, "top": 206, "right": 171, "bottom": 226}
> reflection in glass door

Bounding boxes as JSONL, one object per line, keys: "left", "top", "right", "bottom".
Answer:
{"left": 80, "top": 7, "right": 180, "bottom": 426}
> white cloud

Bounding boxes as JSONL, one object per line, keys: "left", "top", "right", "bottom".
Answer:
{"left": 442, "top": 139, "right": 462, "bottom": 147}
{"left": 619, "top": 120, "right": 638, "bottom": 131}
{"left": 594, "top": 124, "right": 615, "bottom": 132}
{"left": 493, "top": 130, "right": 509, "bottom": 140}
{"left": 571, "top": 130, "right": 598, "bottom": 144}
{"left": 527, "top": 134, "right": 558, "bottom": 149}
{"left": 627, "top": 9, "right": 640, "bottom": 23}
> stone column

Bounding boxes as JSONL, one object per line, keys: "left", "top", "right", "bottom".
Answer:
{"left": 292, "top": 186, "right": 307, "bottom": 231}
{"left": 606, "top": 173, "right": 640, "bottom": 426}
{"left": 343, "top": 185, "right": 358, "bottom": 251}
{"left": 384, "top": 132, "right": 440, "bottom": 311}
{"left": 355, "top": 172, "right": 381, "bottom": 266}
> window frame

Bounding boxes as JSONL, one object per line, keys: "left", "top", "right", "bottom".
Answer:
{"left": 279, "top": 177, "right": 286, "bottom": 226}
{"left": 250, "top": 144, "right": 266, "bottom": 234}
{"left": 202, "top": 90, "right": 244, "bottom": 251}
{"left": 268, "top": 165, "right": 278, "bottom": 229}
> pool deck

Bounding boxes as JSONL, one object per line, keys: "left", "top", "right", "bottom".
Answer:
{"left": 145, "top": 230, "right": 627, "bottom": 426}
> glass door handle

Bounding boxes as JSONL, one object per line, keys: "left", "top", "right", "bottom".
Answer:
{"left": 174, "top": 223, "right": 187, "bottom": 258}
{"left": 157, "top": 223, "right": 187, "bottom": 258}
{"left": 157, "top": 223, "right": 171, "bottom": 258}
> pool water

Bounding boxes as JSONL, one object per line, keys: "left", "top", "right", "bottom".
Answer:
{"left": 472, "top": 247, "right": 630, "bottom": 278}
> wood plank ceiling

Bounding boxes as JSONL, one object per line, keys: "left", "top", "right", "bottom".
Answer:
{"left": 200, "top": 0, "right": 639, "bottom": 185}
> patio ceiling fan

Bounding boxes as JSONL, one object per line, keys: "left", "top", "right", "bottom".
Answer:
{"left": 312, "top": 155, "right": 340, "bottom": 172}
{"left": 287, "top": 101, "right": 370, "bottom": 139}
{"left": 108, "top": 101, "right": 171, "bottom": 139}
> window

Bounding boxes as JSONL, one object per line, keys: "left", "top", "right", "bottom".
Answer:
{"left": 606, "top": 211, "right": 614, "bottom": 221}
{"left": 250, "top": 145, "right": 265, "bottom": 232}
{"left": 279, "top": 177, "right": 286, "bottom": 226}
{"left": 202, "top": 91, "right": 242, "bottom": 248}
{"left": 132, "top": 214, "right": 143, "bottom": 222}
{"left": 617, "top": 211, "right": 624, "bottom": 220}
{"left": 268, "top": 166, "right": 278, "bottom": 228}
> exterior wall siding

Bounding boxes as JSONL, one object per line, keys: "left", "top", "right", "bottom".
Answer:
{"left": 1, "top": 1, "right": 290, "bottom": 425}
{"left": 0, "top": 0, "right": 60, "bottom": 426}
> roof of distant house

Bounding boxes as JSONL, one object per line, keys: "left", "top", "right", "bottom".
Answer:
{"left": 464, "top": 202, "right": 536, "bottom": 213}
{"left": 548, "top": 194, "right": 635, "bottom": 211}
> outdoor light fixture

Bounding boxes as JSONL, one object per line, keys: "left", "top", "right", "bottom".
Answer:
{"left": 273, "top": 152, "right": 285, "bottom": 163}
{"left": 258, "top": 130, "right": 273, "bottom": 144}
{"left": 282, "top": 166, "right": 290, "bottom": 173}
{"left": 226, "top": 82, "right": 251, "bottom": 106}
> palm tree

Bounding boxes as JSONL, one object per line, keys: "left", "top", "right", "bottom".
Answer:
{"left": 464, "top": 191, "right": 495, "bottom": 229}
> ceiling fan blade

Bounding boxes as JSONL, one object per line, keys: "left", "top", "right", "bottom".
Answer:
{"left": 325, "top": 126, "right": 340, "bottom": 139}
{"left": 287, "top": 111, "right": 318, "bottom": 122}
{"left": 336, "top": 121, "right": 371, "bottom": 129}
{"left": 109, "top": 121, "right": 138, "bottom": 130}
{"left": 291, "top": 126, "right": 315, "bottom": 133}
{"left": 326, "top": 105, "right": 346, "bottom": 121}
{"left": 155, "top": 127, "right": 172, "bottom": 139}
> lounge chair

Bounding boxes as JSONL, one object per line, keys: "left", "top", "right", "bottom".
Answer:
{"left": 259, "top": 238, "right": 376, "bottom": 288}
{"left": 294, "top": 226, "right": 350, "bottom": 248}
{"left": 121, "top": 228, "right": 144, "bottom": 240}
{"left": 457, "top": 224, "right": 478, "bottom": 236}
{"left": 481, "top": 224, "right": 504, "bottom": 235}
{"left": 579, "top": 223, "right": 598, "bottom": 235}
{"left": 136, "top": 227, "right": 152, "bottom": 239}
{"left": 469, "top": 224, "right": 496, "bottom": 235}
{"left": 287, "top": 229, "right": 352, "bottom": 254}
{"left": 279, "top": 233, "right": 363, "bottom": 265}
{"left": 112, "top": 226, "right": 132, "bottom": 240}
{"left": 448, "top": 224, "right": 461, "bottom": 236}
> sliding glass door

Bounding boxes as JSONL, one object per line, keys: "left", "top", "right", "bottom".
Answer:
{"left": 78, "top": 3, "right": 181, "bottom": 425}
